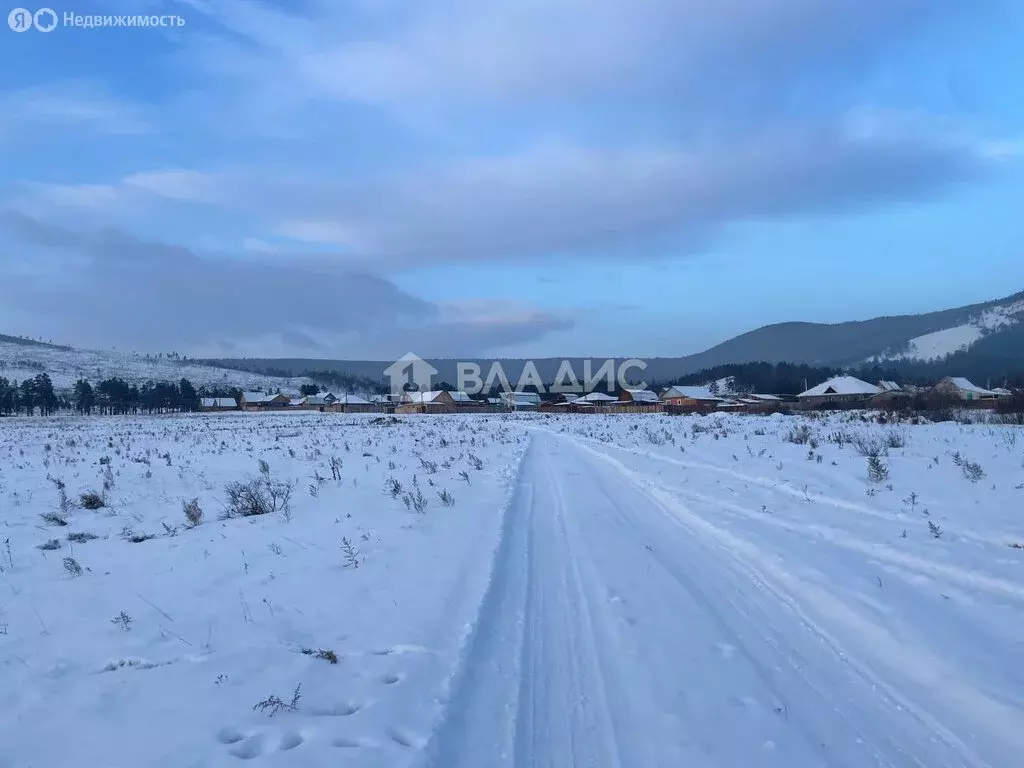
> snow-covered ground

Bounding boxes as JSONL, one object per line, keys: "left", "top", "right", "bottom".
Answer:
{"left": 0, "top": 339, "right": 311, "bottom": 391}
{"left": 2, "top": 411, "right": 1023, "bottom": 766}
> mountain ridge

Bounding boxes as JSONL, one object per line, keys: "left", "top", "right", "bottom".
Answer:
{"left": 201, "top": 289, "right": 1024, "bottom": 385}
{"left": 4, "top": 289, "right": 1022, "bottom": 390}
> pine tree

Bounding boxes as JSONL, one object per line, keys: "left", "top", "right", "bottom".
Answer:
{"left": 73, "top": 379, "right": 95, "bottom": 414}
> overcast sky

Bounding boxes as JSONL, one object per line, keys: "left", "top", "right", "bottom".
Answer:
{"left": 2, "top": 0, "right": 1023, "bottom": 359}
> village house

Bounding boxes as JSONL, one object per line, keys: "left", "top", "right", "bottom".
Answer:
{"left": 870, "top": 380, "right": 911, "bottom": 408}
{"left": 576, "top": 391, "right": 617, "bottom": 405}
{"left": 618, "top": 388, "right": 659, "bottom": 404}
{"left": 930, "top": 377, "right": 998, "bottom": 403}
{"left": 660, "top": 385, "right": 723, "bottom": 411}
{"left": 240, "top": 392, "right": 291, "bottom": 410}
{"left": 199, "top": 397, "right": 238, "bottom": 411}
{"left": 500, "top": 391, "right": 542, "bottom": 410}
{"left": 326, "top": 393, "right": 378, "bottom": 413}
{"left": 732, "top": 394, "right": 784, "bottom": 413}
{"left": 796, "top": 376, "right": 879, "bottom": 408}
{"left": 396, "top": 390, "right": 456, "bottom": 414}
{"left": 614, "top": 388, "right": 663, "bottom": 412}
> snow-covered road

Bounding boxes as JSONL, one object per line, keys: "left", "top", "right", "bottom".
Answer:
{"left": 424, "top": 429, "right": 1019, "bottom": 768}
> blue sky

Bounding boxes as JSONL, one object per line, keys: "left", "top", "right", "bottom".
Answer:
{"left": 1, "top": 0, "right": 1023, "bottom": 359}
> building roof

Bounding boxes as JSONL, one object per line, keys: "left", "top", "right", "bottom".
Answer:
{"left": 944, "top": 377, "right": 996, "bottom": 396}
{"left": 992, "top": 387, "right": 1013, "bottom": 396}
{"left": 622, "top": 388, "right": 659, "bottom": 403}
{"left": 878, "top": 380, "right": 901, "bottom": 392}
{"left": 748, "top": 393, "right": 781, "bottom": 401}
{"left": 449, "top": 391, "right": 474, "bottom": 403}
{"left": 500, "top": 391, "right": 542, "bottom": 404}
{"left": 405, "top": 390, "right": 449, "bottom": 404}
{"left": 334, "top": 393, "right": 371, "bottom": 405}
{"left": 578, "top": 391, "right": 617, "bottom": 402}
{"left": 798, "top": 376, "right": 879, "bottom": 398}
{"left": 200, "top": 397, "right": 236, "bottom": 407}
{"left": 241, "top": 391, "right": 271, "bottom": 403}
{"left": 661, "top": 385, "right": 722, "bottom": 401}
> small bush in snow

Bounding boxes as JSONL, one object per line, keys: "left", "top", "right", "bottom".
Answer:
{"left": 467, "top": 454, "right": 484, "bottom": 471}
{"left": 402, "top": 487, "right": 428, "bottom": 514}
{"left": 67, "top": 531, "right": 98, "bottom": 544}
{"left": 341, "top": 537, "right": 360, "bottom": 568}
{"left": 962, "top": 460, "right": 985, "bottom": 482}
{"left": 785, "top": 424, "right": 812, "bottom": 445}
{"left": 438, "top": 489, "right": 456, "bottom": 507}
{"left": 37, "top": 538, "right": 61, "bottom": 551}
{"left": 853, "top": 435, "right": 885, "bottom": 458}
{"left": 120, "top": 526, "right": 156, "bottom": 543}
{"left": 80, "top": 491, "right": 105, "bottom": 510}
{"left": 111, "top": 611, "right": 133, "bottom": 632}
{"left": 182, "top": 498, "right": 203, "bottom": 528}
{"left": 301, "top": 647, "right": 338, "bottom": 664}
{"left": 928, "top": 521, "right": 943, "bottom": 539}
{"left": 40, "top": 511, "right": 68, "bottom": 527}
{"left": 223, "top": 474, "right": 295, "bottom": 519}
{"left": 867, "top": 455, "right": 889, "bottom": 483}
{"left": 884, "top": 429, "right": 907, "bottom": 449}
{"left": 63, "top": 556, "right": 83, "bottom": 577}
{"left": 826, "top": 430, "right": 851, "bottom": 447}
{"left": 253, "top": 684, "right": 302, "bottom": 717}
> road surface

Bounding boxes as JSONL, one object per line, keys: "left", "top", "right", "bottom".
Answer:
{"left": 421, "top": 430, "right": 1005, "bottom": 768}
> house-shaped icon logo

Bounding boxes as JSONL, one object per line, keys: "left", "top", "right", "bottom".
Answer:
{"left": 383, "top": 352, "right": 438, "bottom": 397}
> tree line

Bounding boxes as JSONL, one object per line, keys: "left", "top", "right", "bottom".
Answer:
{"left": 0, "top": 375, "right": 237, "bottom": 416}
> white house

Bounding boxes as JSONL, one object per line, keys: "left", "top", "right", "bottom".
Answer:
{"left": 932, "top": 377, "right": 998, "bottom": 401}
{"left": 797, "top": 376, "right": 879, "bottom": 406}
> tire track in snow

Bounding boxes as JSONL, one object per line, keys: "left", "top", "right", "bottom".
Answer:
{"left": 420, "top": 439, "right": 630, "bottom": 768}
{"left": 562, "top": 431, "right": 1019, "bottom": 767}
{"left": 421, "top": 431, "right": 1010, "bottom": 767}
{"left": 556, "top": 429, "right": 1024, "bottom": 603}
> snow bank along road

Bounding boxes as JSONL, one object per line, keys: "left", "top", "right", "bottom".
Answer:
{"left": 423, "top": 429, "right": 1023, "bottom": 768}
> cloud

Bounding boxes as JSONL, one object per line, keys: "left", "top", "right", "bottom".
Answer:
{"left": 187, "top": 0, "right": 964, "bottom": 110}
{"left": 27, "top": 118, "right": 983, "bottom": 269}
{"left": 0, "top": 213, "right": 572, "bottom": 357}
{"left": 0, "top": 81, "right": 149, "bottom": 138}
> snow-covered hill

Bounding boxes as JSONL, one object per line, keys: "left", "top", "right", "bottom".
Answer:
{"left": 869, "top": 297, "right": 1024, "bottom": 364}
{"left": 0, "top": 339, "right": 311, "bottom": 391}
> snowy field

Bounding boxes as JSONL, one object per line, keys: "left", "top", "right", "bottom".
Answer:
{"left": 2, "top": 411, "right": 1023, "bottom": 767}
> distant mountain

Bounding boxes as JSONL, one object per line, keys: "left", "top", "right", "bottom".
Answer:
{"left": 686, "top": 291, "right": 1024, "bottom": 369}
{"left": 7, "top": 290, "right": 1021, "bottom": 393}
{"left": 208, "top": 290, "right": 1024, "bottom": 387}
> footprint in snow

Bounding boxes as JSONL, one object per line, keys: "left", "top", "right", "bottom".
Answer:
{"left": 220, "top": 728, "right": 306, "bottom": 759}
{"left": 386, "top": 726, "right": 426, "bottom": 749}
{"left": 333, "top": 735, "right": 381, "bottom": 749}
{"left": 310, "top": 700, "right": 365, "bottom": 717}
